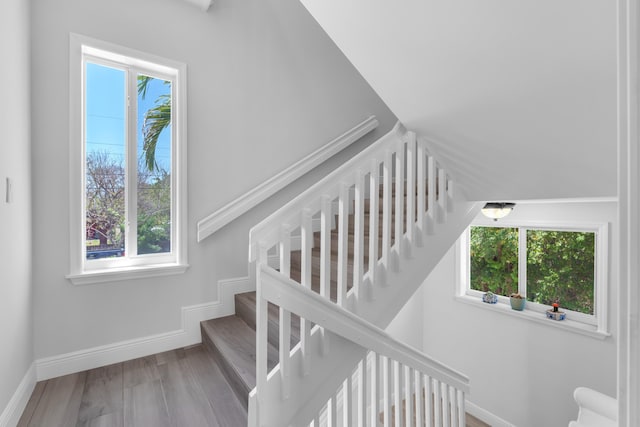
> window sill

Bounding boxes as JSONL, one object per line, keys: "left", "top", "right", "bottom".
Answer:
{"left": 66, "top": 263, "right": 189, "bottom": 285}
{"left": 455, "top": 294, "right": 610, "bottom": 340}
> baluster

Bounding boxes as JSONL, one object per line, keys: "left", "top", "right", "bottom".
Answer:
{"left": 370, "top": 352, "right": 379, "bottom": 427}
{"left": 438, "top": 168, "right": 447, "bottom": 223}
{"left": 278, "top": 226, "right": 291, "bottom": 399}
{"left": 427, "top": 156, "right": 436, "bottom": 234}
{"left": 442, "top": 383, "right": 450, "bottom": 427}
{"left": 337, "top": 183, "right": 349, "bottom": 308}
{"left": 255, "top": 242, "right": 269, "bottom": 408}
{"left": 381, "top": 150, "right": 393, "bottom": 278}
{"left": 406, "top": 132, "right": 416, "bottom": 254}
{"left": 449, "top": 385, "right": 457, "bottom": 427}
{"left": 424, "top": 375, "right": 433, "bottom": 427}
{"left": 368, "top": 162, "right": 380, "bottom": 291}
{"left": 447, "top": 178, "right": 455, "bottom": 213}
{"left": 320, "top": 195, "right": 332, "bottom": 354}
{"left": 416, "top": 141, "right": 426, "bottom": 244}
{"left": 353, "top": 170, "right": 365, "bottom": 302}
{"left": 313, "top": 414, "right": 320, "bottom": 427}
{"left": 433, "top": 378, "right": 441, "bottom": 427}
{"left": 457, "top": 389, "right": 466, "bottom": 427}
{"left": 393, "top": 145, "right": 405, "bottom": 269}
{"left": 404, "top": 365, "right": 414, "bottom": 427}
{"left": 300, "top": 209, "right": 312, "bottom": 376}
{"left": 357, "top": 358, "right": 366, "bottom": 427}
{"left": 393, "top": 361, "right": 402, "bottom": 427}
{"left": 328, "top": 396, "right": 337, "bottom": 427}
{"left": 343, "top": 375, "right": 352, "bottom": 427}
{"left": 414, "top": 370, "right": 423, "bottom": 427}
{"left": 382, "top": 355, "right": 391, "bottom": 426}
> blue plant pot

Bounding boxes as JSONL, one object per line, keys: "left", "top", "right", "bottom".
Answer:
{"left": 510, "top": 297, "right": 526, "bottom": 311}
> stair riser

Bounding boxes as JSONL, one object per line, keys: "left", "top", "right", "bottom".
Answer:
{"left": 201, "top": 323, "right": 250, "bottom": 410}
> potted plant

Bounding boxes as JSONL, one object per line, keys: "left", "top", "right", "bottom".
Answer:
{"left": 546, "top": 302, "right": 566, "bottom": 321}
{"left": 509, "top": 293, "right": 526, "bottom": 311}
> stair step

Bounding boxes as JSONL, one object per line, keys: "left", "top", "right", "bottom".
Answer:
{"left": 200, "top": 315, "right": 279, "bottom": 409}
{"left": 235, "top": 291, "right": 301, "bottom": 350}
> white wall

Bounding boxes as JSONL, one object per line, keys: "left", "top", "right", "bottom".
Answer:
{"left": 0, "top": 0, "right": 33, "bottom": 414}
{"left": 300, "top": 0, "right": 618, "bottom": 202}
{"left": 386, "top": 285, "right": 424, "bottom": 351}
{"left": 30, "top": 0, "right": 396, "bottom": 360}
{"left": 421, "top": 201, "right": 617, "bottom": 427}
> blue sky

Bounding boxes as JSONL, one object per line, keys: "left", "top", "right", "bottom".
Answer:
{"left": 85, "top": 62, "right": 172, "bottom": 173}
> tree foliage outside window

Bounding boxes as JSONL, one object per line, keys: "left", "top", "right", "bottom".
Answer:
{"left": 527, "top": 230, "right": 595, "bottom": 314}
{"left": 470, "top": 227, "right": 519, "bottom": 296}
{"left": 469, "top": 226, "right": 596, "bottom": 315}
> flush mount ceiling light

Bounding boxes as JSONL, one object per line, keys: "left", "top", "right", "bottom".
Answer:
{"left": 481, "top": 202, "right": 516, "bottom": 221}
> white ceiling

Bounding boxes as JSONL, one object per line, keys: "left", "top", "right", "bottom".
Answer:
{"left": 300, "top": 0, "right": 618, "bottom": 201}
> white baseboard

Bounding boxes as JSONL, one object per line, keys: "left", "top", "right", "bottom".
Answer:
{"left": 0, "top": 363, "right": 36, "bottom": 427}
{"left": 35, "top": 276, "right": 252, "bottom": 381}
{"left": 466, "top": 400, "right": 515, "bottom": 427}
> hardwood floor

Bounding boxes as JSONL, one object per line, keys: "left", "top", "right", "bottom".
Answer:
{"left": 17, "top": 345, "right": 490, "bottom": 427}
{"left": 17, "top": 346, "right": 246, "bottom": 427}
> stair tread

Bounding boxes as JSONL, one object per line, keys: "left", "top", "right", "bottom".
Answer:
{"left": 235, "top": 291, "right": 302, "bottom": 349}
{"left": 201, "top": 315, "right": 278, "bottom": 393}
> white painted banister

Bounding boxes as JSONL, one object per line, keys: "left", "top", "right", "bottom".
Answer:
{"left": 260, "top": 265, "right": 470, "bottom": 392}
{"left": 197, "top": 116, "right": 378, "bottom": 242}
{"left": 247, "top": 121, "right": 478, "bottom": 427}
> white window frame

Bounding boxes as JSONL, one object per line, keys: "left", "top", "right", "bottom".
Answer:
{"left": 456, "top": 220, "right": 609, "bottom": 339}
{"left": 67, "top": 34, "right": 188, "bottom": 285}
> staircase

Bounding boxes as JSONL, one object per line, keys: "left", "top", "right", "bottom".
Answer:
{"left": 201, "top": 123, "right": 481, "bottom": 426}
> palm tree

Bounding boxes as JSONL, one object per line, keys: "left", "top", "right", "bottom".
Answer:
{"left": 137, "top": 76, "right": 171, "bottom": 172}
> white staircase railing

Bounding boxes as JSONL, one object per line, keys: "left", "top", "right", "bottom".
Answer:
{"left": 248, "top": 122, "right": 480, "bottom": 426}
{"left": 253, "top": 266, "right": 470, "bottom": 426}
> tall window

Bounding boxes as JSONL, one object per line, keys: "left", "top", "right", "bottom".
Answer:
{"left": 459, "top": 221, "right": 608, "bottom": 332}
{"left": 69, "top": 35, "right": 187, "bottom": 284}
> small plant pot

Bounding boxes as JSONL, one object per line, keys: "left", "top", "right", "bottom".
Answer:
{"left": 546, "top": 310, "right": 566, "bottom": 321}
{"left": 510, "top": 296, "right": 526, "bottom": 311}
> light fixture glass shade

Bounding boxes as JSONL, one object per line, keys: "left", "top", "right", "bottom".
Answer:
{"left": 481, "top": 202, "right": 515, "bottom": 220}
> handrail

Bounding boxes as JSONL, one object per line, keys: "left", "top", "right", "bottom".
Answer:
{"left": 196, "top": 116, "right": 379, "bottom": 242}
{"left": 249, "top": 121, "right": 412, "bottom": 261}
{"left": 260, "top": 264, "right": 471, "bottom": 393}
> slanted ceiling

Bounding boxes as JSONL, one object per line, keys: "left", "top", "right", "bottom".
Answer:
{"left": 300, "top": 0, "right": 618, "bottom": 201}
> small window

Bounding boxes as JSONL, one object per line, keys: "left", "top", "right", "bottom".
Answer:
{"left": 68, "top": 35, "right": 187, "bottom": 284}
{"left": 459, "top": 221, "right": 608, "bottom": 334}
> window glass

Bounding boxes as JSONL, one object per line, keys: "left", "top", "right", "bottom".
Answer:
{"left": 527, "top": 230, "right": 595, "bottom": 314}
{"left": 85, "top": 62, "right": 126, "bottom": 260}
{"left": 136, "top": 74, "right": 172, "bottom": 255}
{"left": 469, "top": 226, "right": 519, "bottom": 296}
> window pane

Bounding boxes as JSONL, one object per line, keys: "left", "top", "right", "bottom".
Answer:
{"left": 136, "top": 75, "right": 172, "bottom": 255}
{"left": 470, "top": 226, "right": 519, "bottom": 296}
{"left": 85, "top": 62, "right": 126, "bottom": 260}
{"left": 527, "top": 230, "right": 595, "bottom": 314}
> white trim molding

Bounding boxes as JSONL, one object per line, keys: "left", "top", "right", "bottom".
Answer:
{"left": 196, "top": 116, "right": 379, "bottom": 242}
{"left": 35, "top": 276, "right": 252, "bottom": 381}
{"left": 0, "top": 363, "right": 36, "bottom": 427}
{"left": 617, "top": 0, "right": 639, "bottom": 424}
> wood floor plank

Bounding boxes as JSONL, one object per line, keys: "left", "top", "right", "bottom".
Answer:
{"left": 185, "top": 346, "right": 248, "bottom": 427}
{"left": 122, "top": 356, "right": 160, "bottom": 389}
{"left": 157, "top": 355, "right": 221, "bottom": 427}
{"left": 16, "top": 381, "right": 46, "bottom": 427}
{"left": 76, "top": 363, "right": 123, "bottom": 427}
{"left": 27, "top": 372, "right": 86, "bottom": 427}
{"left": 86, "top": 410, "right": 124, "bottom": 427}
{"left": 123, "top": 380, "right": 171, "bottom": 427}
